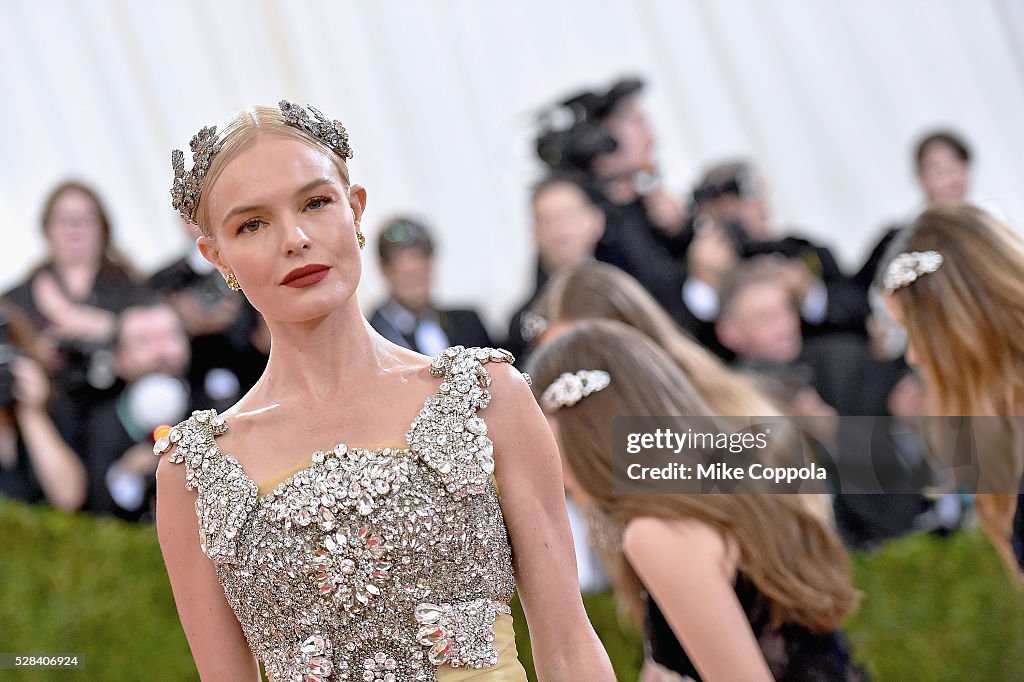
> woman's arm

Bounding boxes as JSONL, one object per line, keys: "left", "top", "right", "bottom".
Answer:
{"left": 155, "top": 455, "right": 261, "bottom": 681}
{"left": 484, "top": 364, "right": 615, "bottom": 681}
{"left": 12, "top": 357, "right": 86, "bottom": 510}
{"left": 623, "top": 516, "right": 773, "bottom": 682}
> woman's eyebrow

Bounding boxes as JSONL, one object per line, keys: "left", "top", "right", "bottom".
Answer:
{"left": 221, "top": 178, "right": 337, "bottom": 226}
{"left": 294, "top": 177, "right": 336, "bottom": 196}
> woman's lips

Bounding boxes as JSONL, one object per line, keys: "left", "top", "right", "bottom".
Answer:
{"left": 281, "top": 265, "right": 331, "bottom": 288}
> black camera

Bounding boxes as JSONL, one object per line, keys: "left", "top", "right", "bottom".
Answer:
{"left": 535, "top": 77, "right": 644, "bottom": 174}
{"left": 690, "top": 163, "right": 816, "bottom": 264}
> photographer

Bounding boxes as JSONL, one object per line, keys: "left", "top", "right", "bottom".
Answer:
{"left": 686, "top": 160, "right": 869, "bottom": 351}
{"left": 149, "top": 217, "right": 267, "bottom": 411}
{"left": 535, "top": 77, "right": 692, "bottom": 327}
{"left": 72, "top": 300, "right": 196, "bottom": 521}
{"left": 4, "top": 180, "right": 150, "bottom": 404}
{"left": 0, "top": 300, "right": 86, "bottom": 511}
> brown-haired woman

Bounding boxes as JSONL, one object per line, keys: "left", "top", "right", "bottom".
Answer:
{"left": 535, "top": 260, "right": 781, "bottom": 420}
{"left": 529, "top": 320, "right": 866, "bottom": 681}
{"left": 4, "top": 180, "right": 147, "bottom": 394}
{"left": 0, "top": 299, "right": 86, "bottom": 510}
{"left": 881, "top": 203, "right": 1024, "bottom": 578}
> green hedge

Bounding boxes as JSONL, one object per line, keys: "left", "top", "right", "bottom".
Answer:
{"left": 1, "top": 499, "right": 1022, "bottom": 681}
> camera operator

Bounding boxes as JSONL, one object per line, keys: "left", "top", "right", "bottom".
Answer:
{"left": 535, "top": 77, "right": 692, "bottom": 327}
{"left": 0, "top": 300, "right": 86, "bottom": 511}
{"left": 149, "top": 216, "right": 267, "bottom": 411}
{"left": 685, "top": 160, "right": 869, "bottom": 354}
{"left": 72, "top": 300, "right": 196, "bottom": 521}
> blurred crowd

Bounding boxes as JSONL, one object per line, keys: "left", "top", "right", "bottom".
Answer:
{"left": 0, "top": 76, "right": 985, "bottom": 550}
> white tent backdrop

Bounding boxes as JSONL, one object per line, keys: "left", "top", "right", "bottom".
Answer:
{"left": 2, "top": 0, "right": 1022, "bottom": 334}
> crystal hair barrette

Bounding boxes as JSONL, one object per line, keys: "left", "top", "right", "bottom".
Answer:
{"left": 882, "top": 250, "right": 944, "bottom": 292}
{"left": 170, "top": 100, "right": 354, "bottom": 224}
{"left": 540, "top": 370, "right": 611, "bottom": 412}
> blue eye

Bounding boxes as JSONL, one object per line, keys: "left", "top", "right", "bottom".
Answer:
{"left": 306, "top": 196, "right": 331, "bottom": 211}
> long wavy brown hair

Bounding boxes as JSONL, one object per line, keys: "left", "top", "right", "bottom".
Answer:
{"left": 529, "top": 320, "right": 859, "bottom": 633}
{"left": 535, "top": 260, "right": 780, "bottom": 418}
{"left": 888, "top": 203, "right": 1024, "bottom": 577}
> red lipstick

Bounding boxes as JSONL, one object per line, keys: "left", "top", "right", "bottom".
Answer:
{"left": 281, "top": 264, "right": 331, "bottom": 288}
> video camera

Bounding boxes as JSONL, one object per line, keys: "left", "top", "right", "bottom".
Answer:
{"left": 535, "top": 77, "right": 644, "bottom": 174}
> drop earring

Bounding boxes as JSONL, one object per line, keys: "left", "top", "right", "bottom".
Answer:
{"left": 356, "top": 229, "right": 366, "bottom": 250}
{"left": 224, "top": 272, "right": 242, "bottom": 291}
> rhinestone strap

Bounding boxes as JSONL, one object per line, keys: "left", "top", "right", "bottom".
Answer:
{"left": 410, "top": 347, "right": 515, "bottom": 499}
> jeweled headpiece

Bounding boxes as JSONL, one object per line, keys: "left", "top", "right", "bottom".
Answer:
{"left": 882, "top": 250, "right": 944, "bottom": 292}
{"left": 540, "top": 370, "right": 611, "bottom": 412}
{"left": 170, "top": 100, "right": 354, "bottom": 224}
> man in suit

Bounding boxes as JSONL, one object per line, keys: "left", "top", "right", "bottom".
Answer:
{"left": 368, "top": 217, "right": 492, "bottom": 355}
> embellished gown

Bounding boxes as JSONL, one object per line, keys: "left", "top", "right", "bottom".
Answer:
{"left": 156, "top": 346, "right": 528, "bottom": 681}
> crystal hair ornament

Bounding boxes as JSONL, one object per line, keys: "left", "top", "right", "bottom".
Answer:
{"left": 171, "top": 126, "right": 222, "bottom": 224}
{"left": 170, "top": 101, "right": 354, "bottom": 224}
{"left": 540, "top": 370, "right": 611, "bottom": 412}
{"left": 882, "top": 250, "right": 944, "bottom": 292}
{"left": 278, "top": 100, "right": 354, "bottom": 162}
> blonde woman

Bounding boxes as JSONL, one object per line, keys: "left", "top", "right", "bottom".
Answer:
{"left": 880, "top": 203, "right": 1024, "bottom": 577}
{"left": 153, "top": 102, "right": 614, "bottom": 681}
{"left": 529, "top": 320, "right": 866, "bottom": 681}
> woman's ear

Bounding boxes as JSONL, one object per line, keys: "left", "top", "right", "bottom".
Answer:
{"left": 197, "top": 235, "right": 229, "bottom": 276}
{"left": 348, "top": 184, "right": 367, "bottom": 228}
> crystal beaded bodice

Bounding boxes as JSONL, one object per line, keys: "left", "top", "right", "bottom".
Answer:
{"left": 156, "top": 347, "right": 518, "bottom": 682}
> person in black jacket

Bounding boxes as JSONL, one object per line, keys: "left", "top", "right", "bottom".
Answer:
{"left": 64, "top": 300, "right": 198, "bottom": 522}
{"left": 504, "top": 173, "right": 605, "bottom": 363}
{"left": 368, "top": 217, "right": 492, "bottom": 355}
{"left": 535, "top": 77, "right": 692, "bottom": 328}
{"left": 0, "top": 299, "right": 86, "bottom": 511}
{"left": 4, "top": 181, "right": 151, "bottom": 399}
{"left": 149, "top": 217, "right": 267, "bottom": 411}
{"left": 855, "top": 129, "right": 974, "bottom": 292}
{"left": 683, "top": 160, "right": 870, "bottom": 354}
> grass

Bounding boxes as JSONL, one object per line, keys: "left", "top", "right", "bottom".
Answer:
{"left": 1, "top": 499, "right": 1021, "bottom": 681}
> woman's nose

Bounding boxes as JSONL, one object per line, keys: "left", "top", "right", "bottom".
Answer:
{"left": 283, "top": 224, "right": 311, "bottom": 255}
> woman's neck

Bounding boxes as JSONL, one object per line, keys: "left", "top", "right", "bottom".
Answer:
{"left": 255, "top": 302, "right": 401, "bottom": 405}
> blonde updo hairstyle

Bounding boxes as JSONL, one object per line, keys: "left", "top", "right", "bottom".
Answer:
{"left": 194, "top": 106, "right": 353, "bottom": 238}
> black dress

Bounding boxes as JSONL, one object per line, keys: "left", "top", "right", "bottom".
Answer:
{"left": 643, "top": 573, "right": 869, "bottom": 681}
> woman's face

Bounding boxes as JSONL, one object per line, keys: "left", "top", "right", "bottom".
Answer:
{"left": 918, "top": 144, "right": 970, "bottom": 205}
{"left": 45, "top": 189, "right": 105, "bottom": 267}
{"left": 199, "top": 135, "right": 366, "bottom": 324}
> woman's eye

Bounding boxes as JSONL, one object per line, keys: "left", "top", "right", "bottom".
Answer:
{"left": 237, "top": 219, "right": 265, "bottom": 234}
{"left": 306, "top": 196, "right": 331, "bottom": 211}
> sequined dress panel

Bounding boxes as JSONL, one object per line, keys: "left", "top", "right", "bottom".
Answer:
{"left": 157, "top": 347, "right": 519, "bottom": 682}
